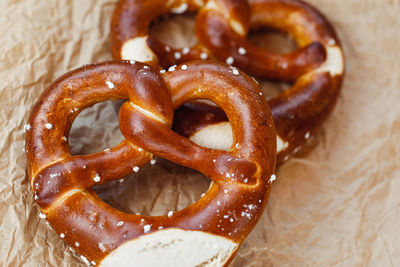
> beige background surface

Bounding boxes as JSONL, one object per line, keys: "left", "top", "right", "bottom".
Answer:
{"left": 1, "top": 0, "right": 400, "bottom": 266}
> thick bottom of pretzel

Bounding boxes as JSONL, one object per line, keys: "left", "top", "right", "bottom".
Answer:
{"left": 99, "top": 228, "right": 238, "bottom": 267}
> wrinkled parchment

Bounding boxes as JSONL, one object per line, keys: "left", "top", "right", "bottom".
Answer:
{"left": 1, "top": 0, "right": 400, "bottom": 266}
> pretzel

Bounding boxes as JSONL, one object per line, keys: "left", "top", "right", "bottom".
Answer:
{"left": 110, "top": 0, "right": 344, "bottom": 163}
{"left": 110, "top": 0, "right": 251, "bottom": 67}
{"left": 174, "top": 0, "right": 345, "bottom": 163}
{"left": 25, "top": 60, "right": 276, "bottom": 266}
{"left": 111, "top": 0, "right": 324, "bottom": 75}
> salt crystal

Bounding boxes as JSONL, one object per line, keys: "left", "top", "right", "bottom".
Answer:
{"left": 143, "top": 224, "right": 151, "bottom": 233}
{"left": 238, "top": 47, "right": 246, "bottom": 55}
{"left": 225, "top": 56, "right": 234, "bottom": 65}
{"left": 106, "top": 81, "right": 115, "bottom": 89}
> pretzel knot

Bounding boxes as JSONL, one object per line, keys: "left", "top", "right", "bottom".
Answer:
{"left": 25, "top": 61, "right": 276, "bottom": 266}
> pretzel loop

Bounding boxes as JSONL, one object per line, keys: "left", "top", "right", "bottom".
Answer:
{"left": 26, "top": 61, "right": 276, "bottom": 266}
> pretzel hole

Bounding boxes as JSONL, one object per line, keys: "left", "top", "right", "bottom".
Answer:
{"left": 249, "top": 28, "right": 297, "bottom": 99}
{"left": 69, "top": 100, "right": 123, "bottom": 155}
{"left": 93, "top": 158, "right": 211, "bottom": 216}
{"left": 149, "top": 13, "right": 197, "bottom": 48}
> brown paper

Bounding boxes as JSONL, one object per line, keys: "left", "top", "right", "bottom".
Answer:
{"left": 1, "top": 0, "right": 400, "bottom": 266}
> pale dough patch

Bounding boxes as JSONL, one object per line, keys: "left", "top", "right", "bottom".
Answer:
{"left": 99, "top": 229, "right": 238, "bottom": 267}
{"left": 190, "top": 122, "right": 233, "bottom": 151}
{"left": 276, "top": 135, "right": 288, "bottom": 153}
{"left": 229, "top": 20, "right": 246, "bottom": 36}
{"left": 314, "top": 46, "right": 344, "bottom": 76}
{"left": 190, "top": 122, "right": 285, "bottom": 154}
{"left": 121, "top": 36, "right": 156, "bottom": 62}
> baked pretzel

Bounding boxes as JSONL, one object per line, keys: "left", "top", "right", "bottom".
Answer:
{"left": 25, "top": 60, "right": 276, "bottom": 266}
{"left": 174, "top": 0, "right": 345, "bottom": 163}
{"left": 111, "top": 0, "right": 344, "bottom": 163}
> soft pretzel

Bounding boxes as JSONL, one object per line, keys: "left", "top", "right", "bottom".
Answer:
{"left": 111, "top": 0, "right": 323, "bottom": 76}
{"left": 174, "top": 0, "right": 345, "bottom": 163}
{"left": 110, "top": 0, "right": 344, "bottom": 163}
{"left": 25, "top": 60, "right": 276, "bottom": 266}
{"left": 110, "top": 0, "right": 251, "bottom": 67}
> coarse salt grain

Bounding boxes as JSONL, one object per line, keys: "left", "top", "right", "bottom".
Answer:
{"left": 238, "top": 47, "right": 246, "bottom": 55}
{"left": 182, "top": 47, "right": 190, "bottom": 54}
{"left": 98, "top": 242, "right": 106, "bottom": 252}
{"left": 200, "top": 52, "right": 208, "bottom": 60}
{"left": 93, "top": 174, "right": 101, "bottom": 182}
{"left": 174, "top": 52, "right": 181, "bottom": 60}
{"left": 181, "top": 64, "right": 188, "bottom": 70}
{"left": 45, "top": 123, "right": 53, "bottom": 129}
{"left": 143, "top": 224, "right": 151, "bottom": 233}
{"left": 80, "top": 255, "right": 90, "bottom": 266}
{"left": 225, "top": 56, "right": 234, "bottom": 65}
{"left": 117, "top": 221, "right": 124, "bottom": 227}
{"left": 168, "top": 211, "right": 173, "bottom": 217}
{"left": 133, "top": 166, "right": 139, "bottom": 172}
{"left": 24, "top": 123, "right": 31, "bottom": 132}
{"left": 106, "top": 81, "right": 115, "bottom": 89}
{"left": 150, "top": 159, "right": 156, "bottom": 165}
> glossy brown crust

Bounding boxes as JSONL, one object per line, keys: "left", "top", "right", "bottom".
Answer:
{"left": 174, "top": 0, "right": 345, "bottom": 163}
{"left": 25, "top": 61, "right": 276, "bottom": 265}
{"left": 110, "top": 0, "right": 250, "bottom": 68}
